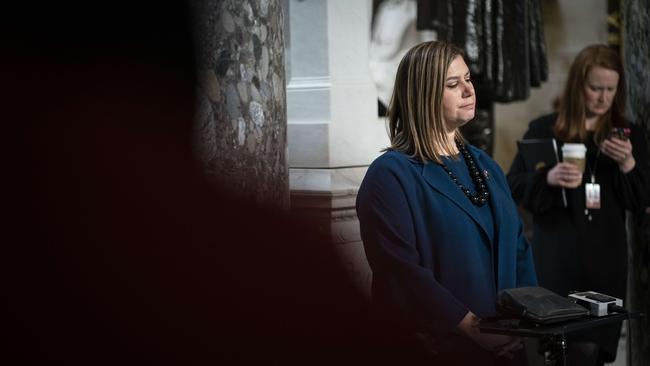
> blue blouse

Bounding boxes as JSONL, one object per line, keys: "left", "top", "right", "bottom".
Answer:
{"left": 441, "top": 154, "right": 496, "bottom": 245}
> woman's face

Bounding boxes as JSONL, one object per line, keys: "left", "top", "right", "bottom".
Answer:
{"left": 583, "top": 66, "right": 619, "bottom": 118}
{"left": 442, "top": 56, "right": 475, "bottom": 132}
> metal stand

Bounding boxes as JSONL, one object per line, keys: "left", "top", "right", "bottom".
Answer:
{"left": 539, "top": 333, "right": 568, "bottom": 365}
{"left": 478, "top": 313, "right": 631, "bottom": 366}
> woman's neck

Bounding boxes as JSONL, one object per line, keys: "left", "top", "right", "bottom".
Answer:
{"left": 584, "top": 115, "right": 599, "bottom": 131}
{"left": 446, "top": 131, "right": 459, "bottom": 154}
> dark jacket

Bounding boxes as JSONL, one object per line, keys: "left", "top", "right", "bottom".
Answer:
{"left": 356, "top": 146, "right": 537, "bottom": 341}
{"left": 506, "top": 113, "right": 650, "bottom": 360}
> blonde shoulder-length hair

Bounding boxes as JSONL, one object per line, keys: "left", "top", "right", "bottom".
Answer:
{"left": 554, "top": 44, "right": 627, "bottom": 143}
{"left": 385, "top": 41, "right": 465, "bottom": 164}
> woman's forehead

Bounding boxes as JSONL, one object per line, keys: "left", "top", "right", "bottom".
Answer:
{"left": 586, "top": 66, "right": 619, "bottom": 84}
{"left": 447, "top": 56, "right": 469, "bottom": 77}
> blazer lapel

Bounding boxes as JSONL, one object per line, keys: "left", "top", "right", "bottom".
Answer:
{"left": 473, "top": 148, "right": 511, "bottom": 291}
{"left": 421, "top": 161, "right": 490, "bottom": 241}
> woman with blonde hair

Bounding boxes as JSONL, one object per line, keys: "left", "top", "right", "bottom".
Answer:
{"left": 357, "top": 41, "right": 536, "bottom": 365}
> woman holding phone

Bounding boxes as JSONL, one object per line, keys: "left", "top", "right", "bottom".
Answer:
{"left": 507, "top": 44, "right": 650, "bottom": 365}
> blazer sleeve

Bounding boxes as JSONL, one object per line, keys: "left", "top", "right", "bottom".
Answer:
{"left": 487, "top": 156, "right": 537, "bottom": 288}
{"left": 612, "top": 124, "right": 650, "bottom": 213}
{"left": 514, "top": 195, "right": 538, "bottom": 288}
{"left": 356, "top": 161, "right": 469, "bottom": 337}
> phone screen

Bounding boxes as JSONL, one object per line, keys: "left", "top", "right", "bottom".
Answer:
{"left": 610, "top": 128, "right": 630, "bottom": 141}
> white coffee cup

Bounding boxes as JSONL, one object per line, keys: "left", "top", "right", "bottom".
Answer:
{"left": 561, "top": 143, "right": 587, "bottom": 173}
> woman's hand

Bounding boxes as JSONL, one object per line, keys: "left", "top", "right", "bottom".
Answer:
{"left": 457, "top": 311, "right": 523, "bottom": 359}
{"left": 601, "top": 136, "right": 635, "bottom": 173}
{"left": 547, "top": 162, "right": 583, "bottom": 188}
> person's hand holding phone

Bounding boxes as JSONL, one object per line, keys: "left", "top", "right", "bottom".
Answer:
{"left": 601, "top": 128, "right": 635, "bottom": 173}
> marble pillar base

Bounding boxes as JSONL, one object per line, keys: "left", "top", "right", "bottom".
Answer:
{"left": 290, "top": 167, "right": 371, "bottom": 297}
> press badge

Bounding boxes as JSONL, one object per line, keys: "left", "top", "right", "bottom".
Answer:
{"left": 585, "top": 183, "right": 601, "bottom": 209}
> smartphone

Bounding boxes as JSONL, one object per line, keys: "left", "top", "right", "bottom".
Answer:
{"left": 584, "top": 293, "right": 616, "bottom": 303}
{"left": 610, "top": 127, "right": 630, "bottom": 141}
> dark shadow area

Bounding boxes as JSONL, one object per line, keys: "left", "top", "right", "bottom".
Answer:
{"left": 4, "top": 2, "right": 434, "bottom": 365}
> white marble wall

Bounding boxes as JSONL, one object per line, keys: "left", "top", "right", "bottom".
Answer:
{"left": 285, "top": 0, "right": 388, "bottom": 295}
{"left": 286, "top": 0, "right": 388, "bottom": 169}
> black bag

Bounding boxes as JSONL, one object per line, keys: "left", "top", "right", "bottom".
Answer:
{"left": 497, "top": 287, "right": 590, "bottom": 324}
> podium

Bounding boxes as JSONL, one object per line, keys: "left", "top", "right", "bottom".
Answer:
{"left": 479, "top": 313, "right": 629, "bottom": 366}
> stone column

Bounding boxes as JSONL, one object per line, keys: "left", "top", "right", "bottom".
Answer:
{"left": 623, "top": 1, "right": 650, "bottom": 365}
{"left": 285, "top": 0, "right": 388, "bottom": 295}
{"left": 192, "top": 0, "right": 289, "bottom": 208}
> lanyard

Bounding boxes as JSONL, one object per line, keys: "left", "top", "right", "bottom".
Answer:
{"left": 586, "top": 148, "right": 601, "bottom": 184}
{"left": 584, "top": 147, "right": 602, "bottom": 220}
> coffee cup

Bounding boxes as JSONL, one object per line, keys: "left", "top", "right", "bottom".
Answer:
{"left": 561, "top": 143, "right": 587, "bottom": 173}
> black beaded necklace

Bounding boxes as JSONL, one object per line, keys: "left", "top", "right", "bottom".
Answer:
{"left": 438, "top": 142, "right": 490, "bottom": 206}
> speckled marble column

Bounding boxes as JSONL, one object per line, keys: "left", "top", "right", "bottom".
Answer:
{"left": 624, "top": 1, "right": 650, "bottom": 364}
{"left": 192, "top": 0, "right": 289, "bottom": 208}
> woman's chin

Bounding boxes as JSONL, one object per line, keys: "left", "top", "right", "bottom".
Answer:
{"left": 445, "top": 113, "right": 475, "bottom": 131}
{"left": 458, "top": 115, "right": 475, "bottom": 127}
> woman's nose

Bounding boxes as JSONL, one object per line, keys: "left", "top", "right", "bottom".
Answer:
{"left": 462, "top": 82, "right": 474, "bottom": 97}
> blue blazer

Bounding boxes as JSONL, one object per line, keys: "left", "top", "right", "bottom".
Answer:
{"left": 356, "top": 146, "right": 537, "bottom": 336}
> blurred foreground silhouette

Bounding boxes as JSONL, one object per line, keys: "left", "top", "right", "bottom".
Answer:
{"left": 4, "top": 2, "right": 433, "bottom": 365}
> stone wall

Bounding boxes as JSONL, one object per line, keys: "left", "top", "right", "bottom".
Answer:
{"left": 192, "top": 0, "right": 289, "bottom": 208}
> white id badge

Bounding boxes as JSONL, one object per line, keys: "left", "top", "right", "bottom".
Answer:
{"left": 585, "top": 183, "right": 601, "bottom": 209}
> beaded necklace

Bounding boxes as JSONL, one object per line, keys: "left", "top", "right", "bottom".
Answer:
{"left": 438, "top": 143, "right": 490, "bottom": 206}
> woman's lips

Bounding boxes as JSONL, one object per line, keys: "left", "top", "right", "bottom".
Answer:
{"left": 460, "top": 103, "right": 474, "bottom": 109}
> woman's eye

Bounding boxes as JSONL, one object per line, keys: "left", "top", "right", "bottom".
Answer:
{"left": 447, "top": 84, "right": 457, "bottom": 88}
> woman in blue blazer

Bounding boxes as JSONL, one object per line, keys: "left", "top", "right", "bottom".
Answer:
{"left": 356, "top": 41, "right": 537, "bottom": 365}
